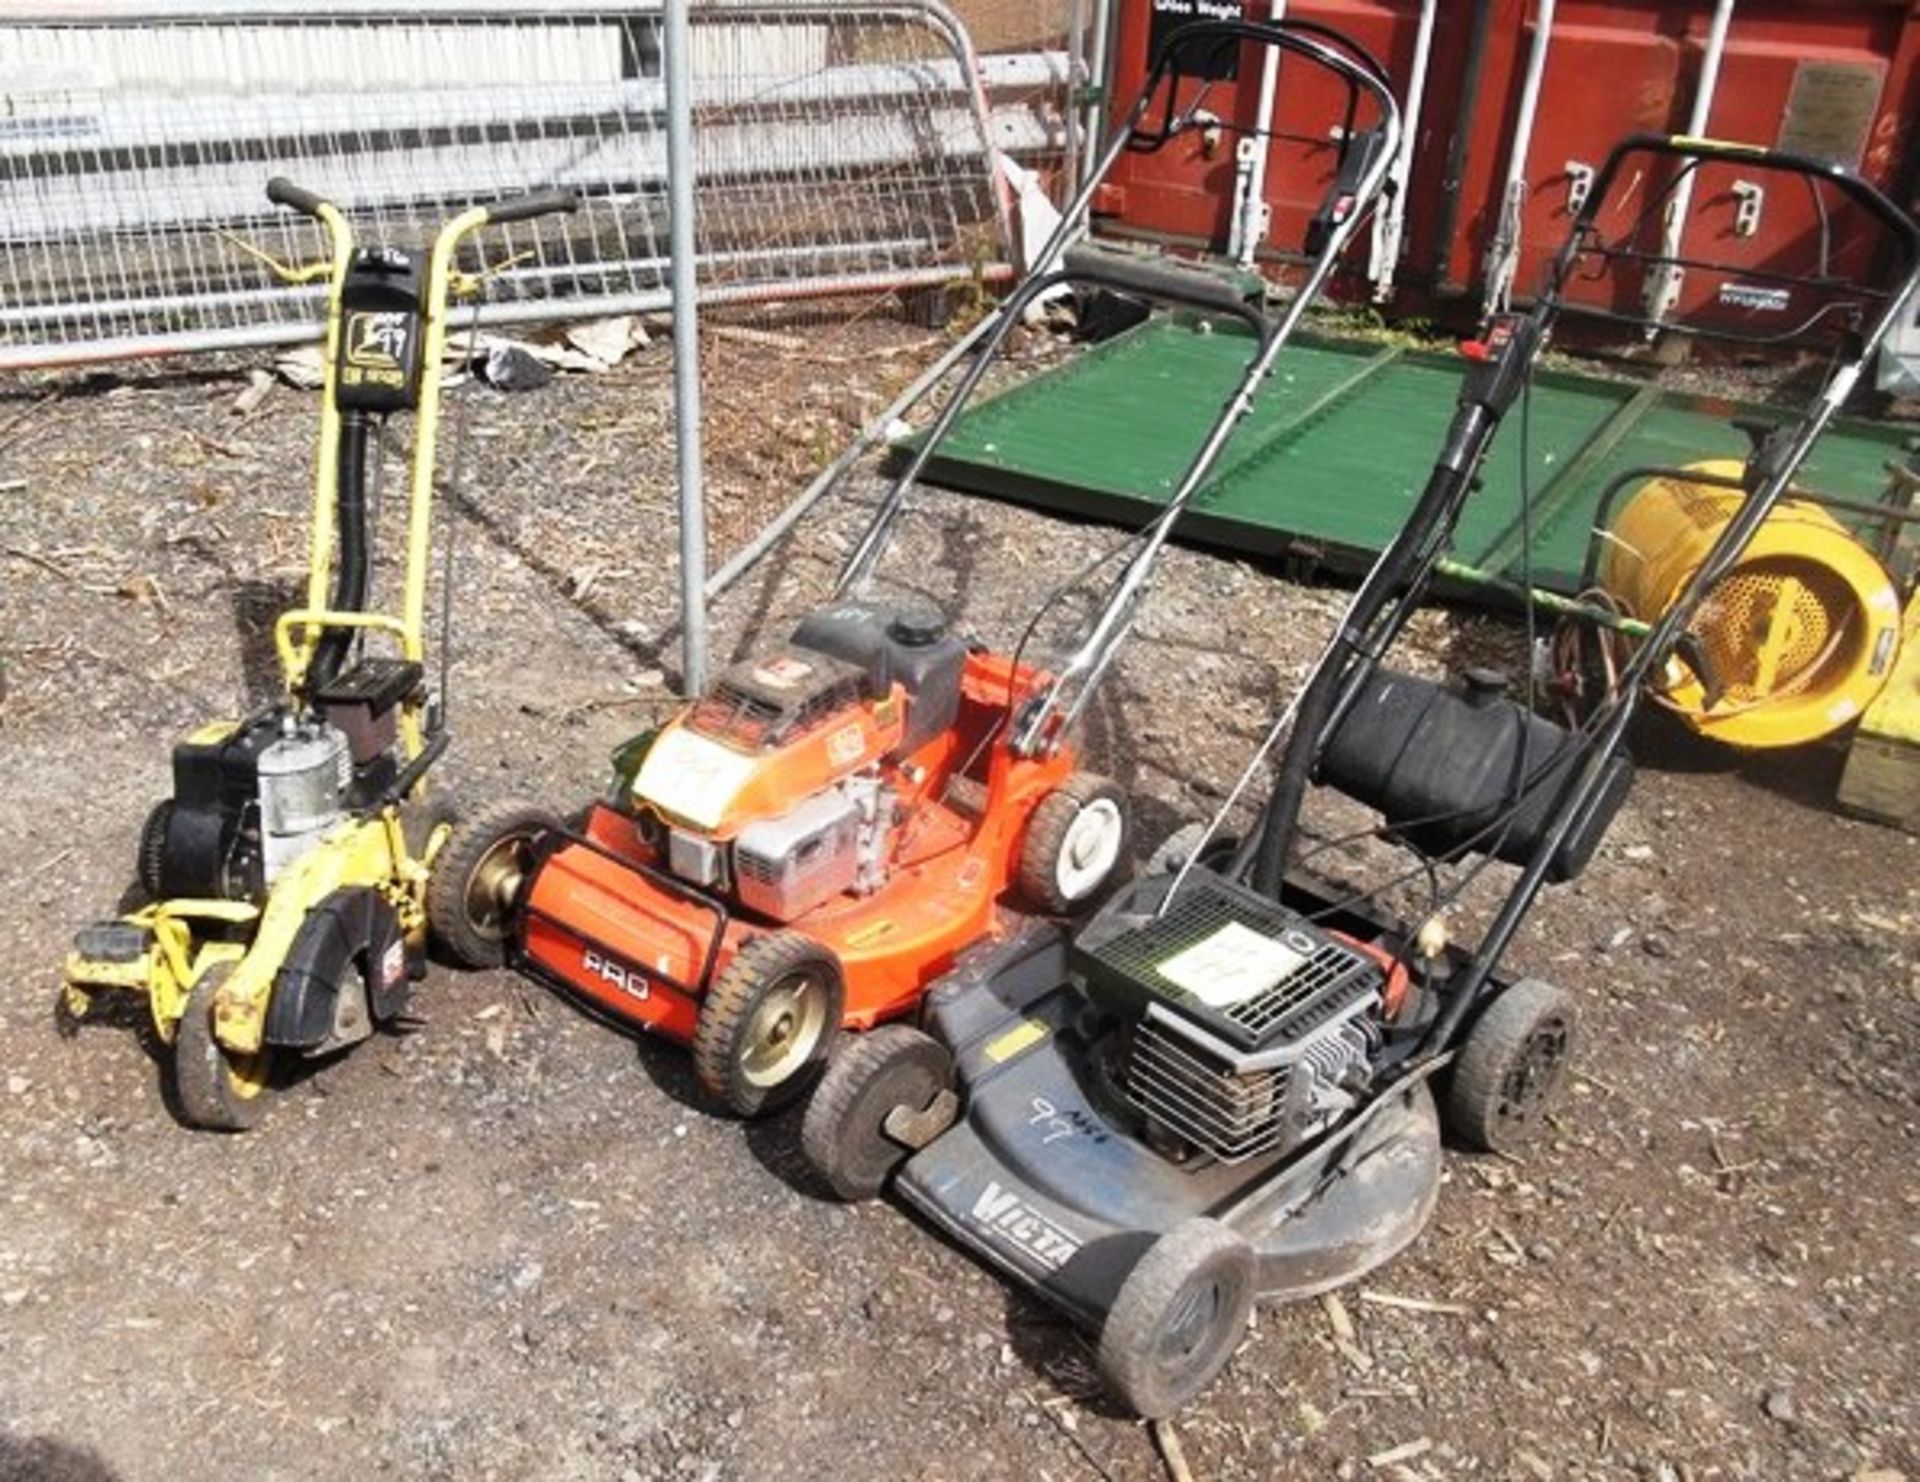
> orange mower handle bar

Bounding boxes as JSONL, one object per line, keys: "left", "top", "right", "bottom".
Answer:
{"left": 838, "top": 16, "right": 1403, "bottom": 600}
{"left": 1001, "top": 23, "right": 1403, "bottom": 756}
{"left": 1130, "top": 17, "right": 1393, "bottom": 155}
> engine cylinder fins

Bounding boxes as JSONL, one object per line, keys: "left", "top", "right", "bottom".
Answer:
{"left": 1070, "top": 872, "right": 1386, "bottom": 1166}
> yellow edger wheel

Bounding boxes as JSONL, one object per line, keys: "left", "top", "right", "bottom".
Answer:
{"left": 173, "top": 963, "right": 276, "bottom": 1132}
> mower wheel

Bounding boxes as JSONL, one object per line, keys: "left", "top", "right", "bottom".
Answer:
{"left": 1444, "top": 978, "right": 1577, "bottom": 1155}
{"left": 1143, "top": 821, "right": 1207, "bottom": 878}
{"left": 425, "top": 799, "right": 559, "bottom": 969}
{"left": 1144, "top": 820, "right": 1241, "bottom": 879}
{"left": 1098, "top": 1217, "right": 1255, "bottom": 1419}
{"left": 173, "top": 963, "right": 275, "bottom": 1132}
{"left": 137, "top": 800, "right": 173, "bottom": 899}
{"left": 801, "top": 1024, "right": 954, "bottom": 1201}
{"left": 694, "top": 932, "right": 844, "bottom": 1118}
{"left": 1017, "top": 772, "right": 1129, "bottom": 914}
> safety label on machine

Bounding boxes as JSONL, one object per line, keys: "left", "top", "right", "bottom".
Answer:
{"left": 634, "top": 727, "right": 757, "bottom": 829}
{"left": 1157, "top": 921, "right": 1307, "bottom": 1007}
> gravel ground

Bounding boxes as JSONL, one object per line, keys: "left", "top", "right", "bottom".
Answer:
{"left": 0, "top": 314, "right": 1916, "bottom": 1482}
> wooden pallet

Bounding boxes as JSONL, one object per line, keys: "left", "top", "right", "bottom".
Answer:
{"left": 1839, "top": 588, "right": 1920, "bottom": 830}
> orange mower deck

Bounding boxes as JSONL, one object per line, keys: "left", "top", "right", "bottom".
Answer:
{"left": 519, "top": 758, "right": 1065, "bottom": 1042}
{"left": 508, "top": 644, "right": 1082, "bottom": 1050}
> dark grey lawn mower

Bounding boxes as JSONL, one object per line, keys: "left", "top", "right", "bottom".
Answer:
{"left": 800, "top": 126, "right": 1920, "bottom": 1416}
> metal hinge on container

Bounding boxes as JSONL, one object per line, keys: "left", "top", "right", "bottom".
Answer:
{"left": 1565, "top": 159, "right": 1595, "bottom": 215}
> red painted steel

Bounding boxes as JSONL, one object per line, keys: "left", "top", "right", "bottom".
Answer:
{"left": 1098, "top": 1, "right": 1920, "bottom": 327}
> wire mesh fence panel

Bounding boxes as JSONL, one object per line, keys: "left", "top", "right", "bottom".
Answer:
{"left": 0, "top": 1, "right": 1034, "bottom": 369}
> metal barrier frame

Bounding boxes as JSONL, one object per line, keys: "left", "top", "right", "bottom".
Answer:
{"left": 0, "top": 0, "right": 1019, "bottom": 368}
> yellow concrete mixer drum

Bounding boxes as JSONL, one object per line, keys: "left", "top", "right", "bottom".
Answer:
{"left": 1598, "top": 459, "right": 1903, "bottom": 749}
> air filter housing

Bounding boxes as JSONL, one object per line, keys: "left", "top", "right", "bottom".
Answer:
{"left": 1074, "top": 871, "right": 1384, "bottom": 1163}
{"left": 1601, "top": 460, "right": 1903, "bottom": 748}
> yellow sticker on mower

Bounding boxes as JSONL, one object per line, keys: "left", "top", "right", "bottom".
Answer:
{"left": 984, "top": 1018, "right": 1047, "bottom": 1064}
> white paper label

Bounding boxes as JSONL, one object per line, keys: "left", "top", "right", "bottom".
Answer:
{"left": 633, "top": 726, "right": 759, "bottom": 830}
{"left": 1156, "top": 921, "right": 1307, "bottom": 1007}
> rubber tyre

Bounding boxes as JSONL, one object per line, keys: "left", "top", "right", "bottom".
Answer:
{"left": 173, "top": 963, "right": 275, "bottom": 1132}
{"left": 801, "top": 1024, "right": 954, "bottom": 1201}
{"left": 1143, "top": 821, "right": 1209, "bottom": 878}
{"left": 425, "top": 799, "right": 559, "bottom": 969}
{"left": 1098, "top": 1217, "right": 1256, "bottom": 1419}
{"left": 1016, "top": 772, "right": 1130, "bottom": 914}
{"left": 1444, "top": 978, "right": 1577, "bottom": 1155}
{"left": 693, "top": 932, "right": 844, "bottom": 1118}
{"left": 137, "top": 800, "right": 173, "bottom": 899}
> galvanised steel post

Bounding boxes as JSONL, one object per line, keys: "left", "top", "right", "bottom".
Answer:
{"left": 664, "top": 0, "right": 708, "bottom": 694}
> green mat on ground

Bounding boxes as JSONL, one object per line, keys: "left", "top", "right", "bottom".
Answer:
{"left": 922, "top": 318, "right": 1907, "bottom": 597}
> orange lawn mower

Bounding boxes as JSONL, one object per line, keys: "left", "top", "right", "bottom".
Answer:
{"left": 425, "top": 17, "right": 1403, "bottom": 1116}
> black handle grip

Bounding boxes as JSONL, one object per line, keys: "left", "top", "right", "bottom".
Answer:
{"left": 266, "top": 176, "right": 329, "bottom": 219}
{"left": 1731, "top": 416, "right": 1779, "bottom": 455}
{"left": 483, "top": 190, "right": 580, "bottom": 225}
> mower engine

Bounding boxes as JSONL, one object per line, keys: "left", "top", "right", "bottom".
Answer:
{"left": 150, "top": 660, "right": 421, "bottom": 904}
{"left": 1074, "top": 869, "right": 1391, "bottom": 1165}
{"left": 631, "top": 602, "right": 967, "bottom": 922}
{"left": 256, "top": 718, "right": 353, "bottom": 882}
{"left": 730, "top": 785, "right": 864, "bottom": 920}
{"left": 150, "top": 711, "right": 352, "bottom": 902}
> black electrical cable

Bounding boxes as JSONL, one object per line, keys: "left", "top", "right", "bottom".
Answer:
{"left": 356, "top": 414, "right": 388, "bottom": 668}
{"left": 309, "top": 410, "right": 373, "bottom": 694}
{"left": 437, "top": 279, "right": 488, "bottom": 732}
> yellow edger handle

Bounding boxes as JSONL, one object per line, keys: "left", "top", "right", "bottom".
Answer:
{"left": 265, "top": 176, "right": 355, "bottom": 265}
{"left": 430, "top": 191, "right": 580, "bottom": 274}
{"left": 274, "top": 609, "right": 413, "bottom": 690}
{"left": 262, "top": 178, "right": 359, "bottom": 663}
{"left": 265, "top": 176, "right": 330, "bottom": 217}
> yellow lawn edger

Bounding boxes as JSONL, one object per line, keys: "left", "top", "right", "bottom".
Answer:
{"left": 59, "top": 178, "right": 577, "bottom": 1130}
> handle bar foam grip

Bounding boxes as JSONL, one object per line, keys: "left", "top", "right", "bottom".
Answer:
{"left": 266, "top": 177, "right": 327, "bottom": 218}
{"left": 484, "top": 190, "right": 580, "bottom": 225}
